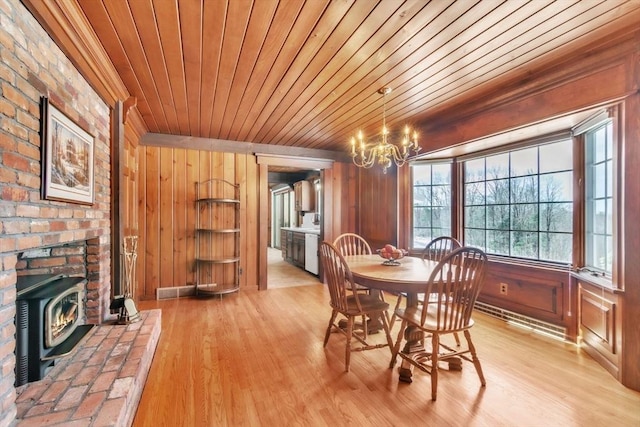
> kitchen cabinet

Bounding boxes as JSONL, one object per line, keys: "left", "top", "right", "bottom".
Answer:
{"left": 195, "top": 179, "right": 240, "bottom": 296}
{"left": 281, "top": 228, "right": 319, "bottom": 273}
{"left": 292, "top": 232, "right": 306, "bottom": 268}
{"left": 294, "top": 180, "right": 313, "bottom": 211}
{"left": 281, "top": 229, "right": 289, "bottom": 260}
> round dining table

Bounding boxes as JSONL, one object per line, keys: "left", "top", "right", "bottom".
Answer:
{"left": 342, "top": 254, "right": 439, "bottom": 383}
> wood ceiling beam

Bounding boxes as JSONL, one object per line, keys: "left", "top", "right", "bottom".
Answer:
{"left": 140, "top": 133, "right": 349, "bottom": 162}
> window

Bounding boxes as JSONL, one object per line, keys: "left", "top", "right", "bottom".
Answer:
{"left": 463, "top": 140, "right": 573, "bottom": 263}
{"left": 411, "top": 163, "right": 452, "bottom": 249}
{"left": 585, "top": 121, "right": 613, "bottom": 274}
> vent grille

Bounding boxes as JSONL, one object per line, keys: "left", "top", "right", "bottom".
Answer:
{"left": 156, "top": 285, "right": 197, "bottom": 300}
{"left": 474, "top": 301, "right": 567, "bottom": 341}
{"left": 15, "top": 300, "right": 29, "bottom": 386}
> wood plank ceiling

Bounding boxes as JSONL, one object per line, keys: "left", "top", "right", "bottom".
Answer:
{"left": 61, "top": 1, "right": 640, "bottom": 154}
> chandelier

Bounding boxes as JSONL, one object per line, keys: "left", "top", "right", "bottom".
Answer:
{"left": 350, "top": 87, "right": 421, "bottom": 174}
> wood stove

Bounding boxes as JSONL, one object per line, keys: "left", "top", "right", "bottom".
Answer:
{"left": 15, "top": 273, "right": 93, "bottom": 386}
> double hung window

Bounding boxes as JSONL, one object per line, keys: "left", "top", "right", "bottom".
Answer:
{"left": 584, "top": 121, "right": 614, "bottom": 275}
{"left": 411, "top": 163, "right": 452, "bottom": 249}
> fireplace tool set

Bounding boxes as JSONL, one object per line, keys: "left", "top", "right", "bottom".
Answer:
{"left": 110, "top": 236, "right": 141, "bottom": 324}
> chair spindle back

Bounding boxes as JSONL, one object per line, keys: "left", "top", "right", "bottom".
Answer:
{"left": 333, "top": 233, "right": 372, "bottom": 256}
{"left": 421, "top": 246, "right": 487, "bottom": 331}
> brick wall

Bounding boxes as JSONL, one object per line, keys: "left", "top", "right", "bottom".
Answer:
{"left": 0, "top": 0, "right": 113, "bottom": 425}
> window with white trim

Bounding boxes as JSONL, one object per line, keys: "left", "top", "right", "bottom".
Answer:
{"left": 411, "top": 163, "right": 452, "bottom": 249}
{"left": 584, "top": 121, "right": 613, "bottom": 274}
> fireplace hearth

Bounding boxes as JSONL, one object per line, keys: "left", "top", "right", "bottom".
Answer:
{"left": 15, "top": 273, "right": 93, "bottom": 386}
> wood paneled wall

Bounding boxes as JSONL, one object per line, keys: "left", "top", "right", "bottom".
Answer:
{"left": 134, "top": 146, "right": 356, "bottom": 299}
{"left": 134, "top": 147, "right": 257, "bottom": 299}
{"left": 356, "top": 166, "right": 398, "bottom": 250}
{"left": 322, "top": 161, "right": 357, "bottom": 245}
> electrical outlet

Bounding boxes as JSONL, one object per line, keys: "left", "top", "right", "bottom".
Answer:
{"left": 499, "top": 283, "right": 508, "bottom": 295}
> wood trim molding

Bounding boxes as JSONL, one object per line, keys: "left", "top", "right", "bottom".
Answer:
{"left": 420, "top": 27, "right": 640, "bottom": 130}
{"left": 111, "top": 101, "right": 125, "bottom": 296}
{"left": 123, "top": 97, "right": 138, "bottom": 124}
{"left": 256, "top": 154, "right": 334, "bottom": 170}
{"left": 258, "top": 164, "right": 269, "bottom": 291}
{"left": 22, "top": 0, "right": 130, "bottom": 105}
{"left": 141, "top": 132, "right": 350, "bottom": 161}
{"left": 22, "top": 0, "right": 149, "bottom": 145}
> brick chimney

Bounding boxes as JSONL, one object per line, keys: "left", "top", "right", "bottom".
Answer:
{"left": 0, "top": 1, "right": 113, "bottom": 424}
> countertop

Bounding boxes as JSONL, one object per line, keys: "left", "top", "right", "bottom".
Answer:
{"left": 281, "top": 227, "right": 320, "bottom": 235}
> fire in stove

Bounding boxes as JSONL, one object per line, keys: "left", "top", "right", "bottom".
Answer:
{"left": 50, "top": 296, "right": 79, "bottom": 343}
{"left": 44, "top": 280, "right": 84, "bottom": 348}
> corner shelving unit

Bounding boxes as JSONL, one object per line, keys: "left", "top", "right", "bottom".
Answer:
{"left": 195, "top": 178, "right": 240, "bottom": 297}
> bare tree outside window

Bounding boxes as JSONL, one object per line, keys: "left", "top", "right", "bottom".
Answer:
{"left": 463, "top": 140, "right": 573, "bottom": 263}
{"left": 412, "top": 163, "right": 452, "bottom": 248}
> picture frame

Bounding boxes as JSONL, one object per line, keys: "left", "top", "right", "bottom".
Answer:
{"left": 41, "top": 97, "right": 95, "bottom": 205}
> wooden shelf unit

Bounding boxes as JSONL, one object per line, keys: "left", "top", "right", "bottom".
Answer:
{"left": 195, "top": 179, "right": 240, "bottom": 296}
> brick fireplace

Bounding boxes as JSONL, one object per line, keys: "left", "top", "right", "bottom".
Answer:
{"left": 1, "top": 237, "right": 113, "bottom": 426}
{"left": 0, "top": 0, "right": 120, "bottom": 424}
{"left": 15, "top": 241, "right": 95, "bottom": 386}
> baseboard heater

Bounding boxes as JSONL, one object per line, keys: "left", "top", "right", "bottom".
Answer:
{"left": 474, "top": 301, "right": 567, "bottom": 341}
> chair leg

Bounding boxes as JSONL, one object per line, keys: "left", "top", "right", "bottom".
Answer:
{"left": 430, "top": 332, "right": 440, "bottom": 401}
{"left": 453, "top": 331, "right": 461, "bottom": 347}
{"left": 324, "top": 310, "right": 338, "bottom": 347}
{"left": 389, "top": 319, "right": 407, "bottom": 368}
{"left": 345, "top": 316, "right": 354, "bottom": 372}
{"left": 390, "top": 293, "right": 403, "bottom": 325}
{"left": 378, "top": 290, "right": 386, "bottom": 302}
{"left": 464, "top": 330, "right": 486, "bottom": 386}
{"left": 380, "top": 310, "right": 394, "bottom": 351}
{"left": 384, "top": 309, "right": 392, "bottom": 326}
{"left": 361, "top": 315, "right": 368, "bottom": 339}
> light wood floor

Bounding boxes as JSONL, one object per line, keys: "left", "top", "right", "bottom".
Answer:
{"left": 132, "top": 285, "right": 640, "bottom": 426}
{"left": 267, "top": 246, "right": 321, "bottom": 288}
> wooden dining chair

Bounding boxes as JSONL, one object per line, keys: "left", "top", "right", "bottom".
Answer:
{"left": 332, "top": 233, "right": 372, "bottom": 257}
{"left": 333, "top": 233, "right": 390, "bottom": 326}
{"left": 333, "top": 233, "right": 378, "bottom": 296}
{"left": 421, "top": 236, "right": 461, "bottom": 262}
{"left": 319, "top": 241, "right": 394, "bottom": 372}
{"left": 389, "top": 246, "right": 488, "bottom": 401}
{"left": 390, "top": 236, "right": 461, "bottom": 326}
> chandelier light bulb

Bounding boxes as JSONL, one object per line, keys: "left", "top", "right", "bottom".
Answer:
{"left": 349, "top": 87, "right": 421, "bottom": 174}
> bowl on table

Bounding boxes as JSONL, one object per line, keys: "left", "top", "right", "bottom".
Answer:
{"left": 377, "top": 245, "right": 408, "bottom": 266}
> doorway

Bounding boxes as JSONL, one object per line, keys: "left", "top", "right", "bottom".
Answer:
{"left": 267, "top": 171, "right": 319, "bottom": 289}
{"left": 257, "top": 155, "right": 333, "bottom": 290}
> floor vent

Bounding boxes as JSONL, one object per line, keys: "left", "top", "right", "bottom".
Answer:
{"left": 474, "top": 301, "right": 567, "bottom": 341}
{"left": 156, "top": 286, "right": 197, "bottom": 300}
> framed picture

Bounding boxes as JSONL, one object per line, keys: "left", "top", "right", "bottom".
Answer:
{"left": 41, "top": 97, "right": 95, "bottom": 204}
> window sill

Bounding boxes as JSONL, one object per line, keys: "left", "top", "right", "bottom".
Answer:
{"left": 486, "top": 255, "right": 572, "bottom": 272}
{"left": 570, "top": 271, "right": 622, "bottom": 294}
